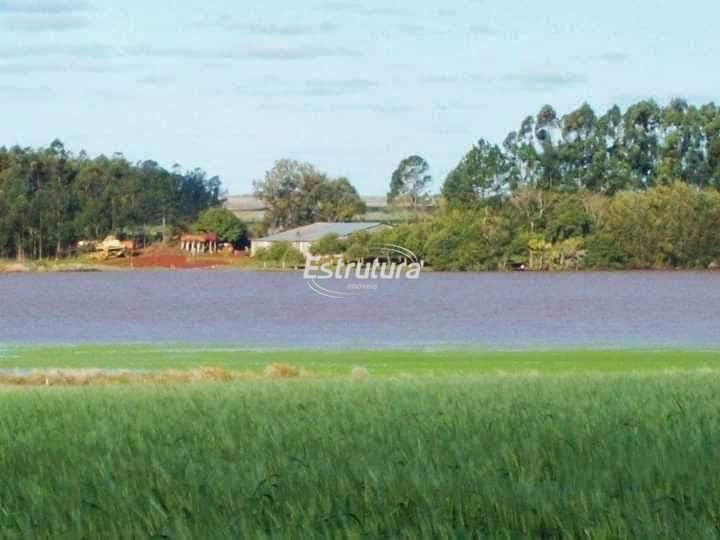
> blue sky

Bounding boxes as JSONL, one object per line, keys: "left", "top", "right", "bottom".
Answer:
{"left": 1, "top": 0, "right": 719, "bottom": 195}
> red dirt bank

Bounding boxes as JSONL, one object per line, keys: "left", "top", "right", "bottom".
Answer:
{"left": 106, "top": 246, "right": 247, "bottom": 270}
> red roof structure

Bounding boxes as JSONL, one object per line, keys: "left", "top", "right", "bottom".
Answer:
{"left": 180, "top": 233, "right": 219, "bottom": 255}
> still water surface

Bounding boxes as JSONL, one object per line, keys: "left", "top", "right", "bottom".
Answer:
{"left": 0, "top": 271, "right": 718, "bottom": 348}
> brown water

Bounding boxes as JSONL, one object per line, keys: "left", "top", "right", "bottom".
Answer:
{"left": 0, "top": 270, "right": 718, "bottom": 348}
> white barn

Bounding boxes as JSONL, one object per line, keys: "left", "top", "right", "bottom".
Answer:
{"left": 251, "top": 222, "right": 384, "bottom": 257}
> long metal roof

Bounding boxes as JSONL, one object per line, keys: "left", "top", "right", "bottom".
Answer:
{"left": 256, "top": 222, "right": 383, "bottom": 242}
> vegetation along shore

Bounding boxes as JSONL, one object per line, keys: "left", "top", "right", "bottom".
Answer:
{"left": 4, "top": 100, "right": 720, "bottom": 271}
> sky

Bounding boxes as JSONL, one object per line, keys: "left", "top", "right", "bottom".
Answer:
{"left": 1, "top": 0, "right": 719, "bottom": 196}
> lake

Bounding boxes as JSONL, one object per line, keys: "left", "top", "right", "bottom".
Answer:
{"left": 1, "top": 270, "right": 718, "bottom": 349}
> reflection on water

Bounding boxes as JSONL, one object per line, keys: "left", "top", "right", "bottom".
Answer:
{"left": 1, "top": 270, "right": 718, "bottom": 349}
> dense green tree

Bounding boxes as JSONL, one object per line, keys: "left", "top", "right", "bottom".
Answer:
{"left": 313, "top": 177, "right": 367, "bottom": 222}
{"left": 388, "top": 155, "right": 432, "bottom": 209}
{"left": 443, "top": 140, "right": 509, "bottom": 205}
{"left": 254, "top": 159, "right": 365, "bottom": 231}
{"left": 602, "top": 182, "right": 720, "bottom": 268}
{"left": 424, "top": 208, "right": 511, "bottom": 271}
{"left": 193, "top": 208, "right": 248, "bottom": 247}
{"left": 542, "top": 194, "right": 592, "bottom": 243}
{"left": 253, "top": 159, "right": 314, "bottom": 231}
{"left": 0, "top": 142, "right": 223, "bottom": 260}
{"left": 373, "top": 222, "right": 431, "bottom": 262}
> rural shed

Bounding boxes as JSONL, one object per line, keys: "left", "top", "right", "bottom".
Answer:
{"left": 180, "top": 233, "right": 219, "bottom": 255}
{"left": 251, "top": 222, "right": 384, "bottom": 257}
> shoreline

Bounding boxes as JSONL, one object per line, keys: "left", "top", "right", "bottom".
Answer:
{"left": 3, "top": 345, "right": 720, "bottom": 376}
{"left": 2, "top": 259, "right": 720, "bottom": 274}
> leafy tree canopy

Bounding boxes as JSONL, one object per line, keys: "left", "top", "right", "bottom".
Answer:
{"left": 193, "top": 208, "right": 247, "bottom": 247}
{"left": 444, "top": 100, "right": 720, "bottom": 206}
{"left": 443, "top": 139, "right": 509, "bottom": 205}
{"left": 0, "top": 141, "right": 223, "bottom": 260}
{"left": 388, "top": 155, "right": 432, "bottom": 208}
{"left": 253, "top": 159, "right": 366, "bottom": 231}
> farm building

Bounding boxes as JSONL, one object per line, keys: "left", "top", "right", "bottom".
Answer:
{"left": 180, "top": 233, "right": 219, "bottom": 255}
{"left": 251, "top": 222, "right": 384, "bottom": 257}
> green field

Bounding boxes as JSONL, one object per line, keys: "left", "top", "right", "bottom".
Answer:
{"left": 1, "top": 374, "right": 720, "bottom": 538}
{"left": 3, "top": 347, "right": 720, "bottom": 537}
{"left": 3, "top": 345, "right": 720, "bottom": 376}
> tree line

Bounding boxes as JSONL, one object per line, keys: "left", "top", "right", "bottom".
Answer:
{"left": 358, "top": 182, "right": 720, "bottom": 271}
{"left": 254, "top": 99, "right": 720, "bottom": 270}
{"left": 5, "top": 98, "right": 720, "bottom": 270}
{"left": 0, "top": 140, "right": 223, "bottom": 260}
{"left": 430, "top": 99, "right": 720, "bottom": 269}
{"left": 309, "top": 183, "right": 720, "bottom": 270}
{"left": 443, "top": 98, "right": 720, "bottom": 202}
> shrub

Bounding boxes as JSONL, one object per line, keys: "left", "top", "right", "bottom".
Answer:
{"left": 310, "top": 234, "right": 347, "bottom": 255}
{"left": 584, "top": 233, "right": 628, "bottom": 268}
{"left": 256, "top": 241, "right": 306, "bottom": 268}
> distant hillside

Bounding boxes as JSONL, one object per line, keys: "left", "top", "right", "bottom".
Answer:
{"left": 224, "top": 195, "right": 429, "bottom": 223}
